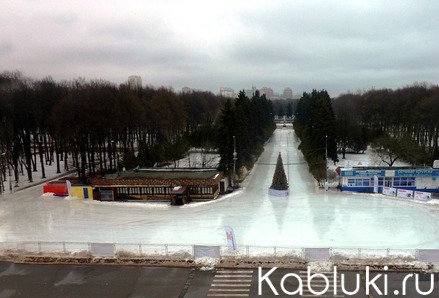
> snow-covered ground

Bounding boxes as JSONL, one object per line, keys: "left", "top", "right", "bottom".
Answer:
{"left": 163, "top": 148, "right": 220, "bottom": 168}
{"left": 1, "top": 126, "right": 439, "bottom": 252}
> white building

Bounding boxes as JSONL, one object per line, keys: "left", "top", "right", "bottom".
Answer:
{"left": 128, "top": 76, "right": 142, "bottom": 90}
{"left": 244, "top": 86, "right": 256, "bottom": 98}
{"left": 219, "top": 87, "right": 235, "bottom": 98}
{"left": 283, "top": 88, "right": 293, "bottom": 99}
{"left": 260, "top": 87, "right": 274, "bottom": 99}
{"left": 182, "top": 87, "right": 192, "bottom": 93}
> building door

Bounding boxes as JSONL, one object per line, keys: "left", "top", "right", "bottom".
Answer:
{"left": 220, "top": 181, "right": 225, "bottom": 193}
{"left": 385, "top": 177, "right": 392, "bottom": 187}
{"left": 83, "top": 188, "right": 89, "bottom": 199}
{"left": 100, "top": 189, "right": 114, "bottom": 201}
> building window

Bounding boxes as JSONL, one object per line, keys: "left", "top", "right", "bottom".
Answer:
{"left": 346, "top": 178, "right": 380, "bottom": 187}
{"left": 201, "top": 187, "right": 212, "bottom": 194}
{"left": 118, "top": 187, "right": 129, "bottom": 194}
{"left": 393, "top": 177, "right": 415, "bottom": 187}
{"left": 351, "top": 179, "right": 370, "bottom": 187}
{"left": 153, "top": 187, "right": 170, "bottom": 194}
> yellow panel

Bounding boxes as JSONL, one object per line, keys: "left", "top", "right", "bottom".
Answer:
{"left": 71, "top": 186, "right": 93, "bottom": 199}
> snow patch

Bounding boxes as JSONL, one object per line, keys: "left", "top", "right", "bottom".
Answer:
{"left": 180, "top": 189, "right": 244, "bottom": 208}
{"left": 64, "top": 196, "right": 82, "bottom": 201}
{"left": 195, "top": 257, "right": 220, "bottom": 270}
{"left": 308, "top": 261, "right": 334, "bottom": 272}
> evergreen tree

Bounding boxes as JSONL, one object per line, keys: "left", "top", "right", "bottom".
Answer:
{"left": 293, "top": 90, "right": 338, "bottom": 185}
{"left": 270, "top": 152, "right": 289, "bottom": 190}
{"left": 217, "top": 99, "right": 236, "bottom": 174}
{"left": 217, "top": 91, "right": 275, "bottom": 177}
{"left": 234, "top": 90, "right": 252, "bottom": 169}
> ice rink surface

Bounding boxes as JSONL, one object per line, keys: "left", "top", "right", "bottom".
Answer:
{"left": 1, "top": 127, "right": 439, "bottom": 249}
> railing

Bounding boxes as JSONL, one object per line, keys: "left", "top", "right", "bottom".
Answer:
{"left": 1, "top": 241, "right": 437, "bottom": 263}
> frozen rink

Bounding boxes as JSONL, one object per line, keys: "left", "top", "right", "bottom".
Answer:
{"left": 1, "top": 127, "right": 439, "bottom": 250}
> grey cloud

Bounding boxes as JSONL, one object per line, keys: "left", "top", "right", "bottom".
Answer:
{"left": 1, "top": 0, "right": 439, "bottom": 96}
{"left": 0, "top": 43, "right": 13, "bottom": 55}
{"left": 47, "top": 12, "right": 78, "bottom": 26}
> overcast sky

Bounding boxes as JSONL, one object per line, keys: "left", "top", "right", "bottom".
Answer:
{"left": 2, "top": 0, "right": 439, "bottom": 97}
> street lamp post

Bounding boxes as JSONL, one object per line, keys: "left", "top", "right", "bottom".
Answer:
{"left": 233, "top": 136, "right": 237, "bottom": 187}
{"left": 0, "top": 152, "right": 4, "bottom": 193}
{"left": 325, "top": 135, "right": 328, "bottom": 191}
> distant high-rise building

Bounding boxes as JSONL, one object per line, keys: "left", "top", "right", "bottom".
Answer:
{"left": 283, "top": 88, "right": 293, "bottom": 99}
{"left": 182, "top": 87, "right": 192, "bottom": 93}
{"left": 260, "top": 87, "right": 274, "bottom": 99}
{"left": 219, "top": 87, "right": 235, "bottom": 98}
{"left": 244, "top": 86, "right": 256, "bottom": 98}
{"left": 128, "top": 75, "right": 142, "bottom": 89}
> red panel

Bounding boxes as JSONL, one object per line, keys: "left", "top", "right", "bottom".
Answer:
{"left": 43, "top": 183, "right": 68, "bottom": 196}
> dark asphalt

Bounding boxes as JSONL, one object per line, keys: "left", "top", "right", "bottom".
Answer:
{"left": 0, "top": 261, "right": 190, "bottom": 298}
{"left": 1, "top": 261, "right": 439, "bottom": 297}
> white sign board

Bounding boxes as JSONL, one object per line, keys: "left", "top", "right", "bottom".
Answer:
{"left": 90, "top": 243, "right": 115, "bottom": 257}
{"left": 373, "top": 175, "right": 378, "bottom": 193}
{"left": 397, "top": 189, "right": 413, "bottom": 199}
{"left": 194, "top": 245, "right": 220, "bottom": 259}
{"left": 382, "top": 186, "right": 397, "bottom": 197}
{"left": 417, "top": 249, "right": 439, "bottom": 262}
{"left": 414, "top": 191, "right": 432, "bottom": 201}
{"left": 304, "top": 248, "right": 331, "bottom": 261}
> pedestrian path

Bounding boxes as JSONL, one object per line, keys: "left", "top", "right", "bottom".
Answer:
{"left": 207, "top": 269, "right": 253, "bottom": 297}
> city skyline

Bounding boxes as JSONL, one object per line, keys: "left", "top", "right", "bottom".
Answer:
{"left": 128, "top": 76, "right": 298, "bottom": 99}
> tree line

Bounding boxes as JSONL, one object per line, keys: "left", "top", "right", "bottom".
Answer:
{"left": 294, "top": 84, "right": 439, "bottom": 185}
{"left": 0, "top": 71, "right": 225, "bottom": 186}
{"left": 333, "top": 84, "right": 439, "bottom": 166}
{"left": 271, "top": 99, "right": 296, "bottom": 118}
{"left": 217, "top": 90, "right": 276, "bottom": 180}
{"left": 0, "top": 71, "right": 277, "bottom": 189}
{"left": 293, "top": 90, "right": 338, "bottom": 184}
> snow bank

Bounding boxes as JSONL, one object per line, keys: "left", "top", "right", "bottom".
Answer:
{"left": 195, "top": 257, "right": 220, "bottom": 270}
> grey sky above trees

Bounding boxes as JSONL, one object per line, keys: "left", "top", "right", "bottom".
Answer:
{"left": 1, "top": 0, "right": 438, "bottom": 96}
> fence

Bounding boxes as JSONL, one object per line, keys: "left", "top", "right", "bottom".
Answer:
{"left": 2, "top": 241, "right": 437, "bottom": 263}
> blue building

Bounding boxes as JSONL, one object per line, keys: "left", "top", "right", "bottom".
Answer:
{"left": 339, "top": 167, "right": 439, "bottom": 193}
